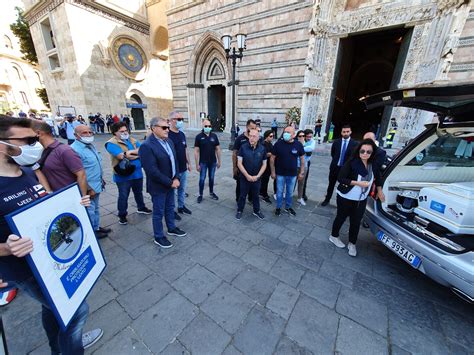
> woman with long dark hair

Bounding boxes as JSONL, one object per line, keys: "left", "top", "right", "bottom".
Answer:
{"left": 329, "top": 139, "right": 385, "bottom": 257}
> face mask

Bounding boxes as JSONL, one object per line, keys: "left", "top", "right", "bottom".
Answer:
{"left": 176, "top": 121, "right": 184, "bottom": 130}
{"left": 283, "top": 132, "right": 292, "bottom": 142}
{"left": 1, "top": 141, "right": 44, "bottom": 166}
{"left": 80, "top": 136, "right": 94, "bottom": 144}
{"left": 203, "top": 127, "right": 212, "bottom": 134}
{"left": 120, "top": 132, "right": 130, "bottom": 140}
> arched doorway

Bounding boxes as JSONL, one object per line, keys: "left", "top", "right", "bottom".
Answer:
{"left": 130, "top": 94, "right": 145, "bottom": 130}
{"left": 187, "top": 31, "right": 230, "bottom": 130}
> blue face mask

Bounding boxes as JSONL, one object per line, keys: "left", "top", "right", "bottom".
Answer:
{"left": 203, "top": 127, "right": 212, "bottom": 134}
{"left": 283, "top": 132, "right": 292, "bottom": 142}
{"left": 176, "top": 120, "right": 184, "bottom": 130}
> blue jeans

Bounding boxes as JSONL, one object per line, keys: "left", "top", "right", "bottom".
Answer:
{"left": 86, "top": 193, "right": 100, "bottom": 231}
{"left": 151, "top": 190, "right": 176, "bottom": 238}
{"left": 276, "top": 175, "right": 297, "bottom": 209}
{"left": 198, "top": 163, "right": 216, "bottom": 196}
{"left": 13, "top": 277, "right": 89, "bottom": 354}
{"left": 176, "top": 170, "right": 188, "bottom": 209}
{"left": 116, "top": 178, "right": 146, "bottom": 217}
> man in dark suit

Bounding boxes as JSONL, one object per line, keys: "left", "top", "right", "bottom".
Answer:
{"left": 139, "top": 117, "right": 187, "bottom": 249}
{"left": 321, "top": 124, "right": 358, "bottom": 206}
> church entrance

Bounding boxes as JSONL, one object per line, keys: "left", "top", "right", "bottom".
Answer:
{"left": 207, "top": 85, "right": 226, "bottom": 131}
{"left": 329, "top": 27, "right": 411, "bottom": 140}
{"left": 130, "top": 94, "right": 145, "bottom": 130}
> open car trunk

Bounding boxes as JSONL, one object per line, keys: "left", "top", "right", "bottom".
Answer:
{"left": 361, "top": 84, "right": 474, "bottom": 253}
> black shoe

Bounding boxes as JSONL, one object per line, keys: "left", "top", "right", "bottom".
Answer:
{"left": 97, "top": 227, "right": 111, "bottom": 234}
{"left": 321, "top": 199, "right": 329, "bottom": 207}
{"left": 285, "top": 207, "right": 296, "bottom": 216}
{"left": 210, "top": 193, "right": 219, "bottom": 200}
{"left": 197, "top": 195, "right": 203, "bottom": 203}
{"left": 185, "top": 192, "right": 189, "bottom": 198}
{"left": 118, "top": 216, "right": 128, "bottom": 225}
{"left": 253, "top": 211, "right": 265, "bottom": 220}
{"left": 262, "top": 196, "right": 272, "bottom": 204}
{"left": 95, "top": 230, "right": 109, "bottom": 239}
{"left": 303, "top": 195, "right": 308, "bottom": 202}
{"left": 178, "top": 206, "right": 192, "bottom": 215}
{"left": 235, "top": 211, "right": 242, "bottom": 220}
{"left": 275, "top": 208, "right": 281, "bottom": 216}
{"left": 137, "top": 207, "right": 152, "bottom": 214}
{"left": 154, "top": 237, "right": 173, "bottom": 248}
{"left": 168, "top": 227, "right": 187, "bottom": 237}
{"left": 174, "top": 212, "right": 182, "bottom": 221}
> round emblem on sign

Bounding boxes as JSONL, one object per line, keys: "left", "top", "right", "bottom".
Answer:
{"left": 111, "top": 36, "right": 147, "bottom": 80}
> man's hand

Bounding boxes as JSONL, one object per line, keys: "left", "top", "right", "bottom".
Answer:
{"left": 88, "top": 189, "right": 96, "bottom": 199}
{"left": 357, "top": 181, "right": 370, "bottom": 188}
{"left": 196, "top": 164, "right": 201, "bottom": 172}
{"left": 80, "top": 195, "right": 91, "bottom": 207}
{"left": 271, "top": 172, "right": 276, "bottom": 180}
{"left": 217, "top": 161, "right": 221, "bottom": 169}
{"left": 0, "top": 279, "right": 8, "bottom": 288}
{"left": 187, "top": 164, "right": 192, "bottom": 172}
{"left": 171, "top": 178, "right": 180, "bottom": 188}
{"left": 298, "top": 172, "right": 305, "bottom": 181}
{"left": 377, "top": 190, "right": 386, "bottom": 202}
{"left": 7, "top": 235, "right": 33, "bottom": 257}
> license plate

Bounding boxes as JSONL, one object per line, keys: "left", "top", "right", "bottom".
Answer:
{"left": 377, "top": 231, "right": 421, "bottom": 269}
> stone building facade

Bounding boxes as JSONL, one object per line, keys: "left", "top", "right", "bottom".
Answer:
{"left": 167, "top": 0, "right": 473, "bottom": 144}
{"left": 0, "top": 22, "right": 47, "bottom": 114}
{"left": 23, "top": 0, "right": 173, "bottom": 129}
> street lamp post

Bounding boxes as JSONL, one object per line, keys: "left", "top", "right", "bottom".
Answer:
{"left": 222, "top": 33, "right": 246, "bottom": 150}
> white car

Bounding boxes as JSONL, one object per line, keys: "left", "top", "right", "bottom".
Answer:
{"left": 361, "top": 84, "right": 474, "bottom": 303}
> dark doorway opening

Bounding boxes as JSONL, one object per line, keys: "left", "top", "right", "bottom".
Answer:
{"left": 329, "top": 27, "right": 411, "bottom": 140}
{"left": 130, "top": 94, "right": 145, "bottom": 130}
{"left": 207, "top": 85, "right": 226, "bottom": 131}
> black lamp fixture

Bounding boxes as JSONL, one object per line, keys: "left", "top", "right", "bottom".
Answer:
{"left": 221, "top": 33, "right": 247, "bottom": 149}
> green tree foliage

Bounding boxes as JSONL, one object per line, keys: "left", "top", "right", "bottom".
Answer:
{"left": 10, "top": 6, "right": 38, "bottom": 64}
{"left": 36, "top": 87, "right": 50, "bottom": 109}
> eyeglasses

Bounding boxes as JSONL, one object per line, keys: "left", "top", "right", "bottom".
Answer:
{"left": 0, "top": 136, "right": 39, "bottom": 145}
{"left": 359, "top": 149, "right": 373, "bottom": 155}
{"left": 204, "top": 125, "right": 212, "bottom": 128}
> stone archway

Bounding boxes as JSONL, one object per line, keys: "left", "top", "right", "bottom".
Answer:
{"left": 187, "top": 31, "right": 231, "bottom": 130}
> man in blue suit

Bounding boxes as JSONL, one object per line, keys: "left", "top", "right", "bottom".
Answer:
{"left": 139, "top": 117, "right": 187, "bottom": 248}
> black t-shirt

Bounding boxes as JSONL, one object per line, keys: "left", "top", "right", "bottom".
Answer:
{"left": 169, "top": 130, "right": 188, "bottom": 173}
{"left": 233, "top": 133, "right": 249, "bottom": 152}
{"left": 194, "top": 132, "right": 220, "bottom": 164}
{"left": 0, "top": 168, "right": 48, "bottom": 283}
{"left": 272, "top": 139, "right": 305, "bottom": 176}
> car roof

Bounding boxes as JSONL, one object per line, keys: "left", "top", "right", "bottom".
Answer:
{"left": 359, "top": 84, "right": 474, "bottom": 122}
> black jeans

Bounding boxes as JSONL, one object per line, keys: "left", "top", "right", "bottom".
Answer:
{"left": 235, "top": 171, "right": 252, "bottom": 202}
{"left": 238, "top": 175, "right": 261, "bottom": 213}
{"left": 331, "top": 195, "right": 367, "bottom": 244}
{"left": 324, "top": 166, "right": 340, "bottom": 201}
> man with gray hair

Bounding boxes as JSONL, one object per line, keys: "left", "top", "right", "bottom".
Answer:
{"left": 139, "top": 117, "right": 187, "bottom": 249}
{"left": 168, "top": 111, "right": 192, "bottom": 217}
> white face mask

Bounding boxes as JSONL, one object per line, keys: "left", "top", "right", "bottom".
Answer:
{"left": 120, "top": 132, "right": 130, "bottom": 140}
{"left": 80, "top": 136, "right": 94, "bottom": 144}
{"left": 0, "top": 141, "right": 44, "bottom": 166}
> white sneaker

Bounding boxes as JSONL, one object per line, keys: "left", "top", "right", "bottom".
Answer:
{"left": 83, "top": 328, "right": 103, "bottom": 349}
{"left": 298, "top": 198, "right": 306, "bottom": 206}
{"left": 348, "top": 243, "right": 357, "bottom": 257}
{"left": 273, "top": 194, "right": 277, "bottom": 201}
{"left": 329, "top": 236, "right": 345, "bottom": 248}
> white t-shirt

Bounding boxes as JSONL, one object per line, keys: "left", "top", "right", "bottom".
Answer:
{"left": 337, "top": 173, "right": 374, "bottom": 201}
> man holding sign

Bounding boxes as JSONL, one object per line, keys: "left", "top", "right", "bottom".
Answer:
{"left": 0, "top": 117, "right": 103, "bottom": 354}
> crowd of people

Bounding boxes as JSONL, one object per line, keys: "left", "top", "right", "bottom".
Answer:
{"left": 0, "top": 110, "right": 387, "bottom": 353}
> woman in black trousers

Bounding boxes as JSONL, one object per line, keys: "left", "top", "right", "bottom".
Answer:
{"left": 329, "top": 139, "right": 385, "bottom": 257}
{"left": 260, "top": 130, "right": 274, "bottom": 204}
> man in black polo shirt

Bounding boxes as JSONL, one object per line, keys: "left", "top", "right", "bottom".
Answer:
{"left": 194, "top": 119, "right": 221, "bottom": 203}
{"left": 236, "top": 129, "right": 267, "bottom": 220}
{"left": 270, "top": 126, "right": 305, "bottom": 216}
{"left": 168, "top": 112, "right": 192, "bottom": 219}
{"left": 232, "top": 119, "right": 257, "bottom": 202}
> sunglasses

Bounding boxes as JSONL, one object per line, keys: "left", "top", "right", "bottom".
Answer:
{"left": 204, "top": 125, "right": 212, "bottom": 128}
{"left": 0, "top": 136, "right": 39, "bottom": 145}
{"left": 157, "top": 126, "right": 169, "bottom": 130}
{"left": 359, "top": 149, "right": 373, "bottom": 155}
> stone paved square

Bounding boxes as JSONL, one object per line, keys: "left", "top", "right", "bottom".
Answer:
{"left": 2, "top": 134, "right": 473, "bottom": 354}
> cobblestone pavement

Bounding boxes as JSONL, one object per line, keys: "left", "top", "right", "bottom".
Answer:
{"left": 2, "top": 133, "right": 473, "bottom": 354}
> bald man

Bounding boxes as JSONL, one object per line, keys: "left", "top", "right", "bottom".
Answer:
{"left": 194, "top": 119, "right": 221, "bottom": 203}
{"left": 363, "top": 131, "right": 386, "bottom": 173}
{"left": 71, "top": 125, "right": 111, "bottom": 239}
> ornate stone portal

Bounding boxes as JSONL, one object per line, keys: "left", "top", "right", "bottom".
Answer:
{"left": 301, "top": 0, "right": 471, "bottom": 146}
